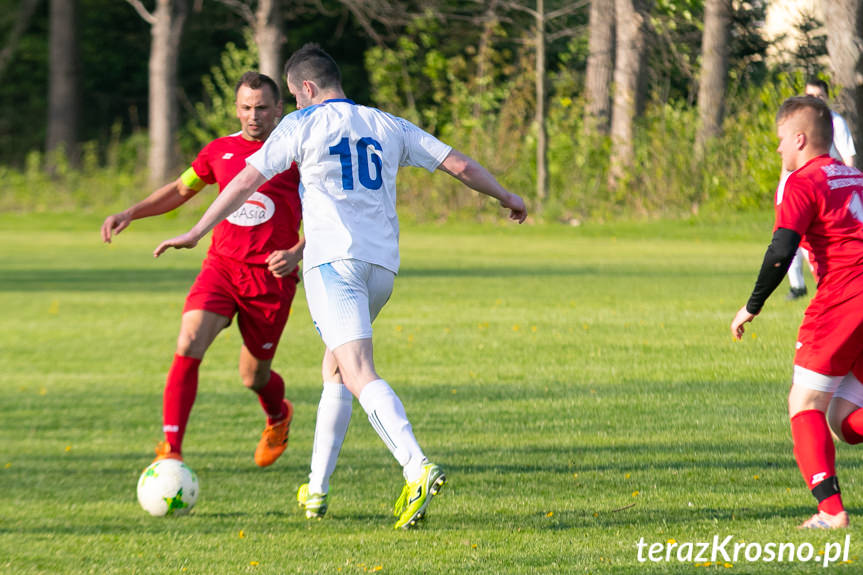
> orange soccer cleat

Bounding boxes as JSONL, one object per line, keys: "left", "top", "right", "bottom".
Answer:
{"left": 254, "top": 399, "right": 294, "bottom": 467}
{"left": 153, "top": 440, "right": 183, "bottom": 463}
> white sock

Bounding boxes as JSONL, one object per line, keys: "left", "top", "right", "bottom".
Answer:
{"left": 788, "top": 249, "right": 806, "bottom": 289}
{"left": 307, "top": 381, "right": 353, "bottom": 494}
{"left": 358, "top": 379, "right": 426, "bottom": 482}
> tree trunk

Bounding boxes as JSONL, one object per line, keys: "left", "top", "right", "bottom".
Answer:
{"left": 535, "top": 0, "right": 548, "bottom": 208}
{"left": 696, "top": 0, "right": 730, "bottom": 150}
{"left": 46, "top": 0, "right": 78, "bottom": 165}
{"left": 474, "top": 0, "right": 500, "bottom": 119}
{"left": 255, "top": 0, "right": 284, "bottom": 87}
{"left": 585, "top": 0, "right": 614, "bottom": 135}
{"left": 824, "top": 0, "right": 863, "bottom": 164}
{"left": 148, "top": 0, "right": 188, "bottom": 185}
{"left": 0, "top": 0, "right": 41, "bottom": 80}
{"left": 609, "top": 0, "right": 649, "bottom": 188}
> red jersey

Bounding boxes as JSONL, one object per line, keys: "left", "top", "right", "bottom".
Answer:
{"left": 775, "top": 155, "right": 863, "bottom": 302}
{"left": 191, "top": 133, "right": 301, "bottom": 267}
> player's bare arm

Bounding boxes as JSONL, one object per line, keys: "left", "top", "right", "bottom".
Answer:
{"left": 438, "top": 149, "right": 527, "bottom": 223}
{"left": 266, "top": 237, "right": 306, "bottom": 278}
{"left": 154, "top": 164, "right": 268, "bottom": 257}
{"left": 101, "top": 177, "right": 199, "bottom": 243}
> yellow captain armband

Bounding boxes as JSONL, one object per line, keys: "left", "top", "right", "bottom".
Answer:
{"left": 180, "top": 167, "right": 207, "bottom": 192}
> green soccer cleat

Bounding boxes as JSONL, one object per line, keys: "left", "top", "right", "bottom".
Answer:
{"left": 393, "top": 462, "right": 447, "bottom": 529}
{"left": 297, "top": 483, "right": 329, "bottom": 519}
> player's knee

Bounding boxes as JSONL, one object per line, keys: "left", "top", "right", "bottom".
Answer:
{"left": 322, "top": 362, "right": 340, "bottom": 383}
{"left": 241, "top": 366, "right": 270, "bottom": 391}
{"left": 176, "top": 331, "right": 206, "bottom": 358}
{"left": 827, "top": 400, "right": 863, "bottom": 444}
{"left": 827, "top": 408, "right": 848, "bottom": 443}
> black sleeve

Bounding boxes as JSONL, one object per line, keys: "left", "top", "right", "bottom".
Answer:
{"left": 745, "top": 227, "right": 802, "bottom": 315}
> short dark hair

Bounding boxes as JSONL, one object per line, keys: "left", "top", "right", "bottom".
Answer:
{"left": 806, "top": 77, "right": 830, "bottom": 96}
{"left": 777, "top": 95, "right": 833, "bottom": 150}
{"left": 234, "top": 71, "right": 280, "bottom": 103}
{"left": 283, "top": 43, "right": 342, "bottom": 90}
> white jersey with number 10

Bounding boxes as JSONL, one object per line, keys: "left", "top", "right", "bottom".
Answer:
{"left": 247, "top": 99, "right": 452, "bottom": 274}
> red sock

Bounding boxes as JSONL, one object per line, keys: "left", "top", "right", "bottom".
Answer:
{"left": 791, "top": 409, "right": 844, "bottom": 515}
{"left": 256, "top": 370, "right": 287, "bottom": 425}
{"left": 162, "top": 354, "right": 201, "bottom": 454}
{"left": 841, "top": 409, "right": 863, "bottom": 444}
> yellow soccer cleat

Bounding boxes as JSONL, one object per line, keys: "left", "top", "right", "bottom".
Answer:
{"left": 297, "top": 483, "right": 329, "bottom": 519}
{"left": 393, "top": 462, "right": 446, "bottom": 529}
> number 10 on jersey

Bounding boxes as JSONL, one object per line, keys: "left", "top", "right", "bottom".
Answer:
{"left": 329, "top": 137, "right": 383, "bottom": 191}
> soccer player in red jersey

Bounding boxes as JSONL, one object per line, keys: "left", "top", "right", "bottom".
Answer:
{"left": 731, "top": 95, "right": 863, "bottom": 528}
{"left": 101, "top": 72, "right": 303, "bottom": 467}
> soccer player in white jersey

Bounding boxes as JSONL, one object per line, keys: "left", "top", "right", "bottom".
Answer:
{"left": 154, "top": 43, "right": 527, "bottom": 529}
{"left": 785, "top": 78, "right": 857, "bottom": 301}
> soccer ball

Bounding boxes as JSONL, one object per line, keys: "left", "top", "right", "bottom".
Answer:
{"left": 136, "top": 459, "right": 199, "bottom": 517}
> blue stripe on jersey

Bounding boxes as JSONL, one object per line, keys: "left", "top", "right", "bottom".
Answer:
{"left": 268, "top": 100, "right": 355, "bottom": 144}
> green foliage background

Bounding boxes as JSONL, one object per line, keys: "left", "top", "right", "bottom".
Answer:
{"left": 0, "top": 1, "right": 823, "bottom": 221}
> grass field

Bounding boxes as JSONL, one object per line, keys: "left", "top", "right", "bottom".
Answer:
{"left": 2, "top": 212, "right": 860, "bottom": 573}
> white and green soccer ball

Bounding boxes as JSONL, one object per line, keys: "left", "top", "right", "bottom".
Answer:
{"left": 136, "top": 459, "right": 199, "bottom": 517}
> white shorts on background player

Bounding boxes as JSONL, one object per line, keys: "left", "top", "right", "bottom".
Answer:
{"left": 830, "top": 111, "right": 856, "bottom": 164}
{"left": 304, "top": 259, "right": 394, "bottom": 350}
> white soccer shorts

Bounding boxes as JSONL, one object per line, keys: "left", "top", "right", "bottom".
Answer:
{"left": 835, "top": 373, "right": 863, "bottom": 407}
{"left": 794, "top": 365, "right": 863, "bottom": 406}
{"left": 303, "top": 259, "right": 394, "bottom": 350}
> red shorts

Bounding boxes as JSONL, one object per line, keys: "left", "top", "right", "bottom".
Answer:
{"left": 184, "top": 254, "right": 297, "bottom": 360}
{"left": 795, "top": 288, "right": 863, "bottom": 379}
